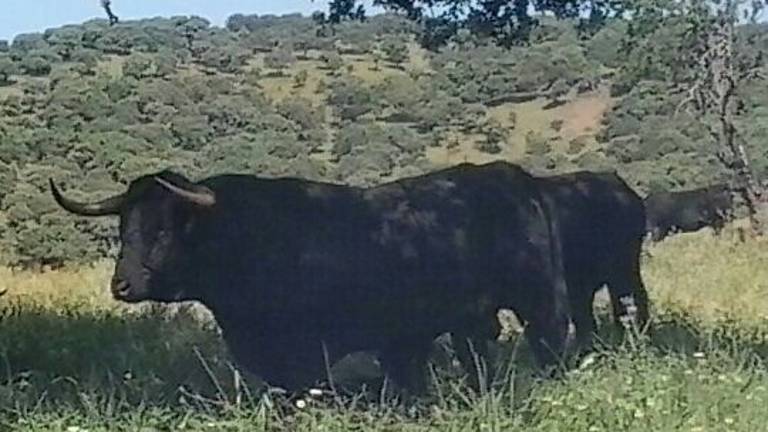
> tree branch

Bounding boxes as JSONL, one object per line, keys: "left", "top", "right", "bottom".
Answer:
{"left": 675, "top": 81, "right": 704, "bottom": 115}
{"left": 100, "top": 0, "right": 119, "bottom": 26}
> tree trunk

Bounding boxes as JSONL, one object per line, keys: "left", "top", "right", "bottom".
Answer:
{"left": 709, "top": 12, "right": 765, "bottom": 234}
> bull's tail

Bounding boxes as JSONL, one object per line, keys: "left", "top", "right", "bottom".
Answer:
{"left": 537, "top": 189, "right": 575, "bottom": 355}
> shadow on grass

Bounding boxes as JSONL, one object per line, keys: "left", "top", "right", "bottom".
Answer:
{"left": 1, "top": 301, "right": 767, "bottom": 416}
{"left": 0, "top": 302, "right": 239, "bottom": 412}
{"left": 432, "top": 307, "right": 768, "bottom": 407}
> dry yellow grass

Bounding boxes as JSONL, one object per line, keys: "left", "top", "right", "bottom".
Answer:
{"left": 0, "top": 82, "right": 23, "bottom": 99}
{"left": 245, "top": 45, "right": 615, "bottom": 169}
{"left": 251, "top": 52, "right": 407, "bottom": 105}
{"left": 425, "top": 87, "right": 613, "bottom": 166}
{"left": 0, "top": 260, "right": 115, "bottom": 311}
{"left": 555, "top": 87, "right": 612, "bottom": 142}
{"left": 253, "top": 59, "right": 329, "bottom": 104}
{"left": 643, "top": 224, "right": 768, "bottom": 328}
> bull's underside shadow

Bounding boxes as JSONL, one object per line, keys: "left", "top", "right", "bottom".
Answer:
{"left": 1, "top": 300, "right": 765, "bottom": 409}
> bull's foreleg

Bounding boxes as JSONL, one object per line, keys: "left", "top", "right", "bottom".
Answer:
{"left": 452, "top": 317, "right": 500, "bottom": 391}
{"left": 608, "top": 251, "right": 650, "bottom": 341}
{"left": 611, "top": 292, "right": 649, "bottom": 343}
{"left": 516, "top": 295, "right": 571, "bottom": 376}
{"left": 222, "top": 330, "right": 328, "bottom": 394}
{"left": 524, "top": 318, "right": 570, "bottom": 375}
{"left": 379, "top": 340, "right": 431, "bottom": 396}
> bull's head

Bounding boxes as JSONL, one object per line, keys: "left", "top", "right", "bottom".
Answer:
{"left": 49, "top": 171, "right": 216, "bottom": 303}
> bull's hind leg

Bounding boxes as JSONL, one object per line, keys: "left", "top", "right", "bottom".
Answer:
{"left": 607, "top": 245, "right": 650, "bottom": 339}
{"left": 257, "top": 339, "right": 334, "bottom": 393}
{"left": 569, "top": 283, "right": 598, "bottom": 350}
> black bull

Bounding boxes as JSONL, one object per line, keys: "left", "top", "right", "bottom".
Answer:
{"left": 451, "top": 171, "right": 649, "bottom": 367}
{"left": 644, "top": 183, "right": 734, "bottom": 242}
{"left": 49, "top": 162, "right": 646, "bottom": 391}
{"left": 541, "top": 171, "right": 648, "bottom": 345}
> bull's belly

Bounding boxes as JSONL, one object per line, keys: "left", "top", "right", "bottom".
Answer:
{"left": 220, "top": 320, "right": 442, "bottom": 390}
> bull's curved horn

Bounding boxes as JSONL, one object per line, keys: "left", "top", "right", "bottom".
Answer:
{"left": 49, "top": 179, "right": 124, "bottom": 216}
{"left": 154, "top": 177, "right": 216, "bottom": 207}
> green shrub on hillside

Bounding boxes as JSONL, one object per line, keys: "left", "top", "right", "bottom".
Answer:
{"left": 567, "top": 135, "right": 589, "bottom": 154}
{"left": 0, "top": 56, "right": 17, "bottom": 85}
{"left": 20, "top": 56, "right": 52, "bottom": 76}
{"left": 526, "top": 131, "right": 552, "bottom": 156}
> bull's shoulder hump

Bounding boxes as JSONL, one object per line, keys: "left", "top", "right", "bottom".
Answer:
{"left": 200, "top": 175, "right": 363, "bottom": 205}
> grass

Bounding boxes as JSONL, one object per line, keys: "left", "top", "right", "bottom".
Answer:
{"left": 1, "top": 227, "right": 768, "bottom": 430}
{"left": 643, "top": 227, "right": 768, "bottom": 327}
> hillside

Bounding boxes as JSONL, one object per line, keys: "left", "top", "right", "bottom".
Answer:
{"left": 0, "top": 13, "right": 767, "bottom": 267}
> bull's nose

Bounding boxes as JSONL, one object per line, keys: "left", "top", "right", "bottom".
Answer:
{"left": 111, "top": 278, "right": 130, "bottom": 297}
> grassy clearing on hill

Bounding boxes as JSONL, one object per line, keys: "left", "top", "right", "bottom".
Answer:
{"left": 251, "top": 44, "right": 614, "bottom": 170}
{"left": 101, "top": 44, "right": 614, "bottom": 171}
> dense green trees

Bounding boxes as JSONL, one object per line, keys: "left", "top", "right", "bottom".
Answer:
{"left": 0, "top": 10, "right": 767, "bottom": 267}
{"left": 320, "top": 0, "right": 613, "bottom": 47}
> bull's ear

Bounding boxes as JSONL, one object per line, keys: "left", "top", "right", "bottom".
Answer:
{"left": 154, "top": 177, "right": 216, "bottom": 207}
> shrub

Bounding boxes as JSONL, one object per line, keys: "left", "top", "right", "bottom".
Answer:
{"left": 0, "top": 56, "right": 17, "bottom": 84}
{"left": 568, "top": 135, "right": 589, "bottom": 155}
{"left": 19, "top": 56, "right": 51, "bottom": 76}
{"left": 550, "top": 119, "right": 564, "bottom": 132}
{"left": 476, "top": 139, "right": 502, "bottom": 154}
{"left": 525, "top": 131, "right": 551, "bottom": 156}
{"left": 293, "top": 70, "right": 309, "bottom": 88}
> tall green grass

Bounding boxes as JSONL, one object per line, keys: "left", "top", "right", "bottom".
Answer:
{"left": 1, "top": 226, "right": 768, "bottom": 430}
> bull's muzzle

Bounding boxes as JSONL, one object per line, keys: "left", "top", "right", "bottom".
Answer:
{"left": 110, "top": 276, "right": 132, "bottom": 301}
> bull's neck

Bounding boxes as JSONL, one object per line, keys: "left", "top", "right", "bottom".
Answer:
{"left": 179, "top": 184, "right": 299, "bottom": 320}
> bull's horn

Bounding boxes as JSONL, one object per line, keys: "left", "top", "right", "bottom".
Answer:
{"left": 154, "top": 177, "right": 216, "bottom": 207}
{"left": 49, "top": 179, "right": 124, "bottom": 216}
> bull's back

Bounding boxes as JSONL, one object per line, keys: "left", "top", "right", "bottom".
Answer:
{"left": 361, "top": 161, "right": 551, "bottom": 292}
{"left": 200, "top": 163, "right": 550, "bottom": 341}
{"left": 543, "top": 171, "right": 645, "bottom": 238}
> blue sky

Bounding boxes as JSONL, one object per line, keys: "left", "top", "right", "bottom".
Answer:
{"left": 1, "top": 1, "right": 378, "bottom": 41}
